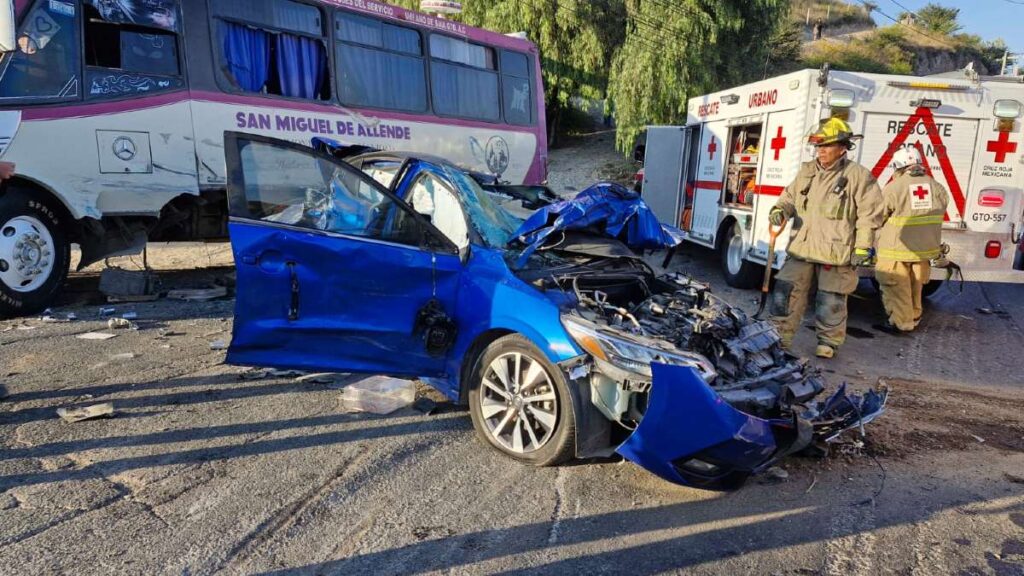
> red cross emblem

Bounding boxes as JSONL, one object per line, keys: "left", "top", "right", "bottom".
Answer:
{"left": 987, "top": 131, "right": 1018, "bottom": 163}
{"left": 770, "top": 126, "right": 787, "bottom": 161}
{"left": 707, "top": 138, "right": 717, "bottom": 160}
{"left": 913, "top": 185, "right": 929, "bottom": 200}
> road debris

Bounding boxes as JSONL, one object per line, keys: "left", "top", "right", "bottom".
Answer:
{"left": 77, "top": 332, "right": 118, "bottom": 341}
{"left": 758, "top": 466, "right": 789, "bottom": 485}
{"left": 57, "top": 403, "right": 115, "bottom": 423}
{"left": 270, "top": 369, "right": 305, "bottom": 378}
{"left": 341, "top": 376, "right": 416, "bottom": 414}
{"left": 209, "top": 340, "right": 227, "bottom": 350}
{"left": 107, "top": 318, "right": 138, "bottom": 330}
{"left": 969, "top": 434, "right": 985, "bottom": 443}
{"left": 413, "top": 397, "right": 439, "bottom": 415}
{"left": 296, "top": 372, "right": 341, "bottom": 384}
{"left": 122, "top": 312, "right": 138, "bottom": 320}
{"left": 167, "top": 286, "right": 228, "bottom": 302}
{"left": 1005, "top": 473, "right": 1024, "bottom": 485}
{"left": 99, "top": 307, "right": 117, "bottom": 317}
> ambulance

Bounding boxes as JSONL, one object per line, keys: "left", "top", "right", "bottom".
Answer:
{"left": 640, "top": 67, "right": 1024, "bottom": 292}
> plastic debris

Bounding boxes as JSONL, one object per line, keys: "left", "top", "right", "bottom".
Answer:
{"left": 99, "top": 307, "right": 117, "bottom": 317}
{"left": 209, "top": 340, "right": 227, "bottom": 350}
{"left": 77, "top": 332, "right": 117, "bottom": 341}
{"left": 57, "top": 403, "right": 115, "bottom": 423}
{"left": 240, "top": 368, "right": 270, "bottom": 380}
{"left": 341, "top": 376, "right": 416, "bottom": 414}
{"left": 66, "top": 313, "right": 77, "bottom": 321}
{"left": 167, "top": 286, "right": 228, "bottom": 302}
{"left": 110, "top": 352, "right": 137, "bottom": 361}
{"left": 969, "top": 434, "right": 985, "bottom": 443}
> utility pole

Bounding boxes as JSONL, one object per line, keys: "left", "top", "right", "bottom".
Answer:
{"left": 1002, "top": 50, "right": 1009, "bottom": 76}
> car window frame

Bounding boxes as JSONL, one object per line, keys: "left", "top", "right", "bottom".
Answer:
{"left": 224, "top": 131, "right": 459, "bottom": 256}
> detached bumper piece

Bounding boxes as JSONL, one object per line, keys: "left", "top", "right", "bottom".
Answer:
{"left": 616, "top": 364, "right": 888, "bottom": 488}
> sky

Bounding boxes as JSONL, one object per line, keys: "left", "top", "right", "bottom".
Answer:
{"left": 863, "top": 0, "right": 1023, "bottom": 64}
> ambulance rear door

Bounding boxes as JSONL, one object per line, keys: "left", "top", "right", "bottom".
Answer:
{"left": 750, "top": 108, "right": 803, "bottom": 267}
{"left": 858, "top": 108, "right": 979, "bottom": 226}
{"left": 642, "top": 126, "right": 687, "bottom": 226}
{"left": 689, "top": 120, "right": 728, "bottom": 246}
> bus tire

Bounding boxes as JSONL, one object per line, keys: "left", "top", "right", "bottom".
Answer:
{"left": 720, "top": 221, "right": 760, "bottom": 289}
{"left": 0, "top": 188, "right": 71, "bottom": 318}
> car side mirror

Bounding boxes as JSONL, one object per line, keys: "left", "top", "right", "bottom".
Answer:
{"left": 0, "top": 0, "right": 14, "bottom": 54}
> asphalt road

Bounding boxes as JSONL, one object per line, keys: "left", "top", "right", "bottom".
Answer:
{"left": 1, "top": 242, "right": 1023, "bottom": 576}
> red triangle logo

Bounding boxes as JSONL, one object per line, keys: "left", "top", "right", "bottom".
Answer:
{"left": 870, "top": 107, "right": 966, "bottom": 221}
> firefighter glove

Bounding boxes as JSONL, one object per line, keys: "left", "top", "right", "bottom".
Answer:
{"left": 851, "top": 247, "right": 875, "bottom": 267}
{"left": 769, "top": 207, "right": 786, "bottom": 227}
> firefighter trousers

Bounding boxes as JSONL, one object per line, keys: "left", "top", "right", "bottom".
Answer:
{"left": 769, "top": 258, "right": 859, "bottom": 349}
{"left": 875, "top": 259, "right": 930, "bottom": 332}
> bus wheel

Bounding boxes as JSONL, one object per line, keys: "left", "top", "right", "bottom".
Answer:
{"left": 720, "top": 221, "right": 760, "bottom": 289}
{"left": 921, "top": 280, "right": 943, "bottom": 298}
{"left": 0, "top": 189, "right": 71, "bottom": 318}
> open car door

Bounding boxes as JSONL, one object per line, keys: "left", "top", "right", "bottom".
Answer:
{"left": 224, "top": 132, "right": 462, "bottom": 376}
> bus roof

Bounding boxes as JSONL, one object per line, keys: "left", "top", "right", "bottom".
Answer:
{"left": 317, "top": 0, "right": 538, "bottom": 53}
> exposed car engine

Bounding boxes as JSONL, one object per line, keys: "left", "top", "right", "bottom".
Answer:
{"left": 521, "top": 249, "right": 826, "bottom": 428}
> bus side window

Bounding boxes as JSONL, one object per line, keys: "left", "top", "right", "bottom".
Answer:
{"left": 335, "top": 12, "right": 426, "bottom": 112}
{"left": 0, "top": 0, "right": 81, "bottom": 102}
{"left": 81, "top": 3, "right": 183, "bottom": 100}
{"left": 500, "top": 50, "right": 532, "bottom": 126}
{"left": 429, "top": 35, "right": 499, "bottom": 122}
{"left": 213, "top": 0, "right": 331, "bottom": 101}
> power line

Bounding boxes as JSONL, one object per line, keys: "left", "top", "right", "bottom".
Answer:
{"left": 855, "top": 0, "right": 957, "bottom": 48}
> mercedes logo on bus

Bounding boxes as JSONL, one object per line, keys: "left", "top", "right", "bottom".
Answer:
{"left": 112, "top": 136, "right": 137, "bottom": 162}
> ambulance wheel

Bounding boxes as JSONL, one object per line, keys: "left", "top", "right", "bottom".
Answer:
{"left": 0, "top": 188, "right": 71, "bottom": 318}
{"left": 922, "top": 280, "right": 943, "bottom": 298}
{"left": 720, "top": 221, "right": 760, "bottom": 289}
{"left": 468, "top": 334, "right": 576, "bottom": 467}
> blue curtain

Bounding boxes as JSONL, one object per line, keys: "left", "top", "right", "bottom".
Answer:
{"left": 223, "top": 22, "right": 270, "bottom": 93}
{"left": 276, "top": 34, "right": 326, "bottom": 100}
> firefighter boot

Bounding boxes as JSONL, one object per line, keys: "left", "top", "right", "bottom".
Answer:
{"left": 815, "top": 344, "right": 836, "bottom": 359}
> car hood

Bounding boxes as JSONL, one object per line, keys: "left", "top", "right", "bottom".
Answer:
{"left": 508, "top": 182, "right": 685, "bottom": 266}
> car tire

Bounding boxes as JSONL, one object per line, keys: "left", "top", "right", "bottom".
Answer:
{"left": 720, "top": 221, "right": 760, "bottom": 289}
{"left": 0, "top": 188, "right": 71, "bottom": 318}
{"left": 468, "top": 334, "right": 576, "bottom": 467}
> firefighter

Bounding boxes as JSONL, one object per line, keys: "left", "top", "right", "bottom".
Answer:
{"left": 768, "top": 118, "right": 884, "bottom": 359}
{"left": 874, "top": 147, "right": 949, "bottom": 334}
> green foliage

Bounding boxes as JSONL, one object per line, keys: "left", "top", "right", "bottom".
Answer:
{"left": 607, "top": 0, "right": 789, "bottom": 152}
{"left": 803, "top": 36, "right": 913, "bottom": 75}
{"left": 915, "top": 4, "right": 962, "bottom": 36}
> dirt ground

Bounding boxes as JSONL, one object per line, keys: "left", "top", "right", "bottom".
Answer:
{"left": 2, "top": 135, "right": 1024, "bottom": 575}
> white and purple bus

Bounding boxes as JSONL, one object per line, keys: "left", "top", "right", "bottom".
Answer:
{"left": 0, "top": 0, "right": 547, "bottom": 315}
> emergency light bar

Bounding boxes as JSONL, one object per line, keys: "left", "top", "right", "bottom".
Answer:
{"left": 911, "top": 98, "right": 942, "bottom": 109}
{"left": 887, "top": 80, "right": 971, "bottom": 91}
{"left": 828, "top": 89, "right": 855, "bottom": 108}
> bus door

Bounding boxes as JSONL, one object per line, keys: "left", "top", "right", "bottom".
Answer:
{"left": 689, "top": 120, "right": 728, "bottom": 245}
{"left": 79, "top": 0, "right": 198, "bottom": 215}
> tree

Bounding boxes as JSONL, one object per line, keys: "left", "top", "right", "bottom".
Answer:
{"left": 402, "top": 0, "right": 626, "bottom": 144}
{"left": 607, "top": 0, "right": 788, "bottom": 152}
{"left": 916, "top": 3, "right": 961, "bottom": 35}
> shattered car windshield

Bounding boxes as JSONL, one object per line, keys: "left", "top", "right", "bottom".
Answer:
{"left": 442, "top": 165, "right": 522, "bottom": 248}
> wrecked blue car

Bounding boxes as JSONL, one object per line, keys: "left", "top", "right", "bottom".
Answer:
{"left": 223, "top": 132, "right": 886, "bottom": 488}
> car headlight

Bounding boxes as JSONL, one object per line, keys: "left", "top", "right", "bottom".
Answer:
{"left": 561, "top": 315, "right": 716, "bottom": 381}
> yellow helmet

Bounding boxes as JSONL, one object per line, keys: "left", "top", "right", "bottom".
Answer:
{"left": 807, "top": 117, "right": 858, "bottom": 147}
